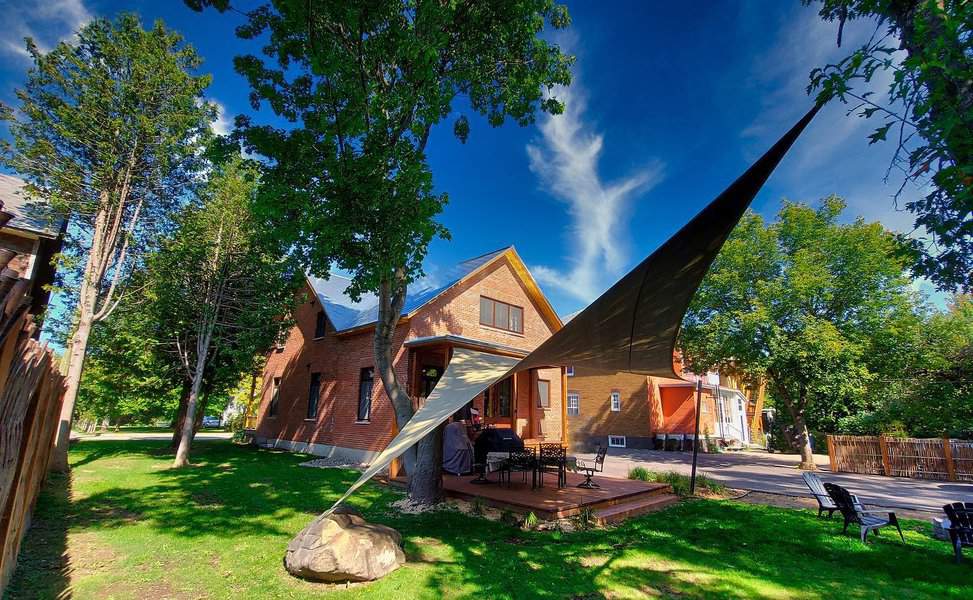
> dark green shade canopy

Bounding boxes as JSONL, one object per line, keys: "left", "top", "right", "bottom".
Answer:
{"left": 517, "top": 104, "right": 822, "bottom": 378}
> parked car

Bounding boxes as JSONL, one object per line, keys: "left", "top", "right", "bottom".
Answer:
{"left": 201, "top": 415, "right": 222, "bottom": 428}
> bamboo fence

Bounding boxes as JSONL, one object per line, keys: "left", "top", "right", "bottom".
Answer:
{"left": 0, "top": 200, "right": 67, "bottom": 593}
{"left": 828, "top": 434, "right": 973, "bottom": 482}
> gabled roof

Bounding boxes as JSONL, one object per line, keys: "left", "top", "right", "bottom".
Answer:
{"left": 307, "top": 246, "right": 561, "bottom": 334}
{"left": 0, "top": 175, "right": 66, "bottom": 238}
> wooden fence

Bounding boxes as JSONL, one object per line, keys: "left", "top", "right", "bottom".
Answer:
{"left": 827, "top": 434, "right": 973, "bottom": 482}
{"left": 0, "top": 199, "right": 67, "bottom": 593}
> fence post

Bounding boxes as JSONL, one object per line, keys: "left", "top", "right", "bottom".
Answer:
{"left": 878, "top": 435, "right": 892, "bottom": 477}
{"left": 943, "top": 436, "right": 956, "bottom": 482}
{"left": 826, "top": 435, "right": 837, "bottom": 472}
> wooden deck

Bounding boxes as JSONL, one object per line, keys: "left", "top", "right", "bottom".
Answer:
{"left": 392, "top": 471, "right": 678, "bottom": 524}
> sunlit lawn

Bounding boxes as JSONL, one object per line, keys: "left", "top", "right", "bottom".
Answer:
{"left": 9, "top": 439, "right": 970, "bottom": 599}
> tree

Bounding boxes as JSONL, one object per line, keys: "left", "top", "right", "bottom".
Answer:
{"left": 679, "top": 197, "right": 916, "bottom": 469}
{"left": 805, "top": 0, "right": 973, "bottom": 291}
{"left": 75, "top": 280, "right": 184, "bottom": 429}
{"left": 146, "top": 158, "right": 298, "bottom": 467}
{"left": 0, "top": 14, "right": 215, "bottom": 471}
{"left": 839, "top": 294, "right": 973, "bottom": 437}
{"left": 191, "top": 0, "right": 573, "bottom": 503}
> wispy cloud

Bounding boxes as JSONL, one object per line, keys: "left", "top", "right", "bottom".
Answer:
{"left": 210, "top": 100, "right": 233, "bottom": 136}
{"left": 0, "top": 0, "right": 92, "bottom": 61}
{"left": 527, "top": 83, "right": 664, "bottom": 303}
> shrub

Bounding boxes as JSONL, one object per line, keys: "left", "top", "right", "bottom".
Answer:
{"left": 572, "top": 505, "right": 596, "bottom": 531}
{"left": 522, "top": 511, "right": 539, "bottom": 530}
{"left": 499, "top": 509, "right": 519, "bottom": 526}
{"left": 628, "top": 468, "right": 725, "bottom": 497}
{"left": 470, "top": 498, "right": 485, "bottom": 516}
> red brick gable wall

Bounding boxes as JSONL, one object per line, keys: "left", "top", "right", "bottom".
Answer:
{"left": 256, "top": 253, "right": 562, "bottom": 454}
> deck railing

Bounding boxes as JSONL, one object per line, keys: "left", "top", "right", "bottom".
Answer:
{"left": 827, "top": 434, "right": 973, "bottom": 482}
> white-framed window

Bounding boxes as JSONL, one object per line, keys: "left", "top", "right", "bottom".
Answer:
{"left": 567, "top": 392, "right": 580, "bottom": 416}
{"left": 565, "top": 365, "right": 575, "bottom": 377}
{"left": 608, "top": 435, "right": 626, "bottom": 448}
{"left": 610, "top": 391, "right": 621, "bottom": 412}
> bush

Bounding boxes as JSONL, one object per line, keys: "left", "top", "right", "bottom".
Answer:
{"left": 628, "top": 467, "right": 725, "bottom": 497}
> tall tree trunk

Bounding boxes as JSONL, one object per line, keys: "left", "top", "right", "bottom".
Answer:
{"left": 790, "top": 412, "right": 817, "bottom": 471}
{"left": 50, "top": 192, "right": 113, "bottom": 472}
{"left": 373, "top": 267, "right": 442, "bottom": 503}
{"left": 49, "top": 289, "right": 97, "bottom": 472}
{"left": 173, "top": 343, "right": 210, "bottom": 468}
{"left": 772, "top": 377, "right": 817, "bottom": 470}
{"left": 170, "top": 380, "right": 192, "bottom": 449}
{"left": 409, "top": 424, "right": 444, "bottom": 504}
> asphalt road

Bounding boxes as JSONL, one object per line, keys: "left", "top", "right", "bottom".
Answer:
{"left": 580, "top": 448, "right": 973, "bottom": 514}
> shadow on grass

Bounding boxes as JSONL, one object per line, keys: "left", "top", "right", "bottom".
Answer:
{"left": 10, "top": 438, "right": 970, "bottom": 600}
{"left": 5, "top": 471, "right": 71, "bottom": 599}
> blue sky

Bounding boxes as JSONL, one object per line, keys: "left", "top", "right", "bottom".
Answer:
{"left": 0, "top": 0, "right": 947, "bottom": 320}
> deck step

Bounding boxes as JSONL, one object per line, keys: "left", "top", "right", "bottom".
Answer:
{"left": 592, "top": 493, "right": 680, "bottom": 525}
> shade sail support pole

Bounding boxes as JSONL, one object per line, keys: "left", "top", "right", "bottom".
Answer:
{"left": 690, "top": 377, "right": 703, "bottom": 496}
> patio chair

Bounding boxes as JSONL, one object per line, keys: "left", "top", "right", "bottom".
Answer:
{"left": 943, "top": 502, "right": 973, "bottom": 563}
{"left": 500, "top": 448, "right": 537, "bottom": 489}
{"left": 683, "top": 434, "right": 696, "bottom": 452}
{"left": 666, "top": 434, "right": 684, "bottom": 451}
{"left": 653, "top": 433, "right": 666, "bottom": 450}
{"left": 824, "top": 482, "right": 904, "bottom": 544}
{"left": 538, "top": 443, "right": 567, "bottom": 488}
{"left": 576, "top": 444, "right": 608, "bottom": 489}
{"left": 801, "top": 471, "right": 838, "bottom": 518}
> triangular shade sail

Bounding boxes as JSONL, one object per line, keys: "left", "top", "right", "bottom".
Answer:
{"left": 516, "top": 104, "right": 821, "bottom": 378}
{"left": 325, "top": 104, "right": 820, "bottom": 514}
{"left": 326, "top": 348, "right": 520, "bottom": 514}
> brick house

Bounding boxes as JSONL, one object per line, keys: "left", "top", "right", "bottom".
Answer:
{"left": 0, "top": 175, "right": 66, "bottom": 320}
{"left": 254, "top": 247, "right": 567, "bottom": 464}
{"left": 565, "top": 367, "right": 753, "bottom": 451}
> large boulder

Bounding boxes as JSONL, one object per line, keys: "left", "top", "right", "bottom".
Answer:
{"left": 284, "top": 508, "right": 405, "bottom": 582}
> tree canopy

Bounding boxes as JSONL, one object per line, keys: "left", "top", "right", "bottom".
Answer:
{"left": 805, "top": 0, "right": 972, "bottom": 291}
{"left": 679, "top": 197, "right": 919, "bottom": 467}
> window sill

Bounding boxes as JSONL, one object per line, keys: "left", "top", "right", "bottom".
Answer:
{"left": 354, "top": 420, "right": 371, "bottom": 424}
{"left": 478, "top": 323, "right": 525, "bottom": 337}
{"left": 312, "top": 336, "right": 325, "bottom": 341}
{"left": 303, "top": 418, "right": 316, "bottom": 422}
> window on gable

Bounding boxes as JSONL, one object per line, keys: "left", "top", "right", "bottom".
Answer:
{"left": 536, "top": 379, "right": 550, "bottom": 409}
{"left": 478, "top": 296, "right": 524, "bottom": 333}
{"left": 567, "top": 392, "right": 580, "bottom": 416}
{"left": 269, "top": 377, "right": 281, "bottom": 417}
{"left": 610, "top": 391, "right": 621, "bottom": 412}
{"left": 566, "top": 365, "right": 575, "bottom": 376}
{"left": 314, "top": 310, "right": 327, "bottom": 338}
{"left": 357, "top": 367, "right": 374, "bottom": 422}
{"left": 307, "top": 373, "right": 321, "bottom": 419}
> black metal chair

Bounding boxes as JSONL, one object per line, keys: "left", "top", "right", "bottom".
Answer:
{"left": 824, "top": 482, "right": 904, "bottom": 544}
{"left": 501, "top": 448, "right": 537, "bottom": 489}
{"left": 802, "top": 471, "right": 838, "bottom": 518}
{"left": 943, "top": 502, "right": 973, "bottom": 563}
{"left": 576, "top": 444, "right": 607, "bottom": 489}
{"left": 538, "top": 443, "right": 567, "bottom": 488}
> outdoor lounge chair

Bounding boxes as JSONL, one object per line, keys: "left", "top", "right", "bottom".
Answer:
{"left": 943, "top": 502, "right": 973, "bottom": 563}
{"left": 824, "top": 482, "right": 904, "bottom": 544}
{"left": 576, "top": 444, "right": 607, "bottom": 489}
{"left": 538, "top": 443, "right": 567, "bottom": 488}
{"left": 802, "top": 471, "right": 838, "bottom": 518}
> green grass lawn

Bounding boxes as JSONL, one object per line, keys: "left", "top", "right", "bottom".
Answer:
{"left": 8, "top": 439, "right": 970, "bottom": 599}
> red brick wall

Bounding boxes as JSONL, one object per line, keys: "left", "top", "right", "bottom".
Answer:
{"left": 256, "top": 253, "right": 562, "bottom": 452}
{"left": 0, "top": 232, "right": 35, "bottom": 279}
